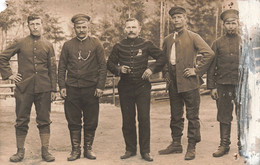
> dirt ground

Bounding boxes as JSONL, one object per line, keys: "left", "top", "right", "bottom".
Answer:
{"left": 0, "top": 95, "right": 246, "bottom": 165}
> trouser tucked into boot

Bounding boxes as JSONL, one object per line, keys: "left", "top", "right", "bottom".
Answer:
{"left": 9, "top": 134, "right": 26, "bottom": 162}
{"left": 67, "top": 129, "right": 81, "bottom": 161}
{"left": 213, "top": 123, "right": 231, "bottom": 157}
{"left": 84, "top": 130, "right": 96, "bottom": 160}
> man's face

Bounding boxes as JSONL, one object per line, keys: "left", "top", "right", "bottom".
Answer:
{"left": 74, "top": 21, "right": 89, "bottom": 39}
{"left": 224, "top": 18, "right": 239, "bottom": 35}
{"left": 125, "top": 20, "right": 141, "bottom": 39}
{"left": 28, "top": 19, "right": 42, "bottom": 37}
{"left": 171, "top": 14, "right": 186, "bottom": 30}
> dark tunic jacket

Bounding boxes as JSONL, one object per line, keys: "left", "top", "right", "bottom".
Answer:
{"left": 107, "top": 37, "right": 166, "bottom": 81}
{"left": 163, "top": 29, "right": 215, "bottom": 93}
{"left": 0, "top": 35, "right": 57, "bottom": 93}
{"left": 58, "top": 36, "right": 107, "bottom": 90}
{"left": 207, "top": 33, "right": 241, "bottom": 89}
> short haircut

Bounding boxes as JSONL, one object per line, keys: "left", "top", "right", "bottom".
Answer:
{"left": 27, "top": 14, "right": 42, "bottom": 24}
{"left": 125, "top": 18, "right": 140, "bottom": 26}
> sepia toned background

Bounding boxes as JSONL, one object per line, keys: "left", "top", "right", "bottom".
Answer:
{"left": 0, "top": 0, "right": 259, "bottom": 165}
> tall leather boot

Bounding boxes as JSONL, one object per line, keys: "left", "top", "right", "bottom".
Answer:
{"left": 213, "top": 123, "right": 231, "bottom": 157}
{"left": 9, "top": 135, "right": 26, "bottom": 162}
{"left": 83, "top": 130, "right": 96, "bottom": 160}
{"left": 158, "top": 137, "right": 183, "bottom": 155}
{"left": 67, "top": 130, "right": 81, "bottom": 161}
{"left": 40, "top": 133, "right": 55, "bottom": 162}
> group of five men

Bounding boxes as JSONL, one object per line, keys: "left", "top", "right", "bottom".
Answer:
{"left": 0, "top": 6, "right": 241, "bottom": 163}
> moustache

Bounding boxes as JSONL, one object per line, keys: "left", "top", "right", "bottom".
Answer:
{"left": 128, "top": 32, "right": 136, "bottom": 35}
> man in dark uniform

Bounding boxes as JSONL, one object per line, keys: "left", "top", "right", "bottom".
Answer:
{"left": 58, "top": 14, "right": 107, "bottom": 161}
{"left": 107, "top": 18, "right": 166, "bottom": 162}
{"left": 0, "top": 14, "right": 57, "bottom": 162}
{"left": 207, "top": 9, "right": 241, "bottom": 157}
{"left": 158, "top": 7, "right": 214, "bottom": 160}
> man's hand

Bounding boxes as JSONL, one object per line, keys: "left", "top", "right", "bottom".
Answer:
{"left": 51, "top": 92, "right": 56, "bottom": 102}
{"left": 120, "top": 65, "right": 131, "bottom": 74}
{"left": 9, "top": 73, "right": 22, "bottom": 83}
{"left": 183, "top": 68, "right": 196, "bottom": 78}
{"left": 94, "top": 88, "right": 103, "bottom": 98}
{"left": 210, "top": 89, "right": 218, "bottom": 100}
{"left": 142, "top": 68, "right": 153, "bottom": 80}
{"left": 60, "top": 88, "right": 67, "bottom": 99}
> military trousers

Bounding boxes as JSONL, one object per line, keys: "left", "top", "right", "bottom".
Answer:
{"left": 14, "top": 88, "right": 52, "bottom": 136}
{"left": 216, "top": 84, "right": 241, "bottom": 147}
{"left": 64, "top": 85, "right": 99, "bottom": 135}
{"left": 216, "top": 84, "right": 239, "bottom": 124}
{"left": 118, "top": 79, "right": 151, "bottom": 154}
{"left": 168, "top": 65, "right": 201, "bottom": 144}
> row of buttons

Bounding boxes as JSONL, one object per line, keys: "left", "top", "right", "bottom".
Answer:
{"left": 34, "top": 40, "right": 37, "bottom": 74}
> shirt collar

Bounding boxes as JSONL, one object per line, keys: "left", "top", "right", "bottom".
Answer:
{"left": 77, "top": 36, "right": 88, "bottom": 41}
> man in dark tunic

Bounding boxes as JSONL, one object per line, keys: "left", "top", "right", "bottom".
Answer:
{"left": 158, "top": 7, "right": 214, "bottom": 160}
{"left": 58, "top": 14, "right": 107, "bottom": 161}
{"left": 107, "top": 18, "right": 166, "bottom": 162}
{"left": 0, "top": 14, "right": 57, "bottom": 162}
{"left": 207, "top": 9, "right": 242, "bottom": 157}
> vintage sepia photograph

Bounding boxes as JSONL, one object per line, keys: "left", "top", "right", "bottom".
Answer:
{"left": 0, "top": 0, "right": 259, "bottom": 164}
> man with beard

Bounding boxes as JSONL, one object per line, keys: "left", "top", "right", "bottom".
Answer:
{"left": 58, "top": 14, "right": 107, "bottom": 161}
{"left": 107, "top": 18, "right": 166, "bottom": 162}
{"left": 0, "top": 14, "right": 57, "bottom": 162}
{"left": 158, "top": 6, "right": 214, "bottom": 160}
{"left": 207, "top": 9, "right": 242, "bottom": 157}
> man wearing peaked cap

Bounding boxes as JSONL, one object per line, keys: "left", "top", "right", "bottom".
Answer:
{"left": 158, "top": 6, "right": 215, "bottom": 161}
{"left": 168, "top": 6, "right": 186, "bottom": 16}
{"left": 220, "top": 9, "right": 239, "bottom": 21}
{"left": 71, "top": 14, "right": 91, "bottom": 23}
{"left": 58, "top": 13, "right": 106, "bottom": 161}
{"left": 207, "top": 8, "right": 242, "bottom": 158}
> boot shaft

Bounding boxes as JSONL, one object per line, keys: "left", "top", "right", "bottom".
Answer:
{"left": 220, "top": 123, "right": 231, "bottom": 146}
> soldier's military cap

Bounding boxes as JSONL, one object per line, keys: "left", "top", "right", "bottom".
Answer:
{"left": 220, "top": 9, "right": 239, "bottom": 21}
{"left": 169, "top": 6, "right": 186, "bottom": 16}
{"left": 71, "top": 14, "right": 90, "bottom": 23}
{"left": 27, "top": 14, "right": 41, "bottom": 23}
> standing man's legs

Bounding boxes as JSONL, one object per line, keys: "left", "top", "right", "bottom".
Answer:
{"left": 213, "top": 85, "right": 234, "bottom": 157}
{"left": 159, "top": 65, "right": 184, "bottom": 155}
{"left": 10, "top": 88, "right": 34, "bottom": 162}
{"left": 82, "top": 86, "right": 99, "bottom": 160}
{"left": 34, "top": 91, "right": 55, "bottom": 162}
{"left": 65, "top": 86, "right": 83, "bottom": 161}
{"left": 118, "top": 80, "right": 137, "bottom": 159}
{"left": 182, "top": 88, "right": 201, "bottom": 160}
{"left": 135, "top": 81, "right": 153, "bottom": 161}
